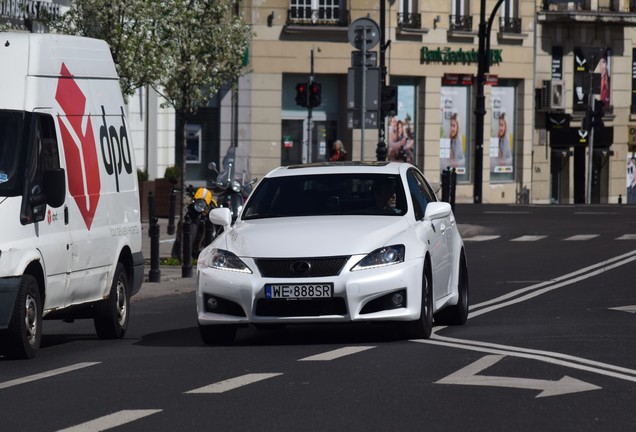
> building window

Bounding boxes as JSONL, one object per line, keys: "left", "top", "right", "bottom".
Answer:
{"left": 499, "top": 0, "right": 521, "bottom": 34}
{"left": 450, "top": 0, "right": 472, "bottom": 32}
{"left": 288, "top": 0, "right": 345, "bottom": 26}
{"left": 398, "top": 0, "right": 421, "bottom": 29}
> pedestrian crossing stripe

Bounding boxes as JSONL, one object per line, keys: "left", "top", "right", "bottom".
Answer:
{"left": 463, "top": 234, "right": 636, "bottom": 242}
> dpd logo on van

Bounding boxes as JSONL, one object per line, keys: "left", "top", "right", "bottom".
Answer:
{"left": 55, "top": 63, "right": 101, "bottom": 230}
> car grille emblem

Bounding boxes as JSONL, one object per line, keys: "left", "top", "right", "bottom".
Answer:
{"left": 290, "top": 261, "right": 312, "bottom": 275}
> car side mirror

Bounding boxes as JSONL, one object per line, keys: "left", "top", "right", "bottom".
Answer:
{"left": 424, "top": 201, "right": 451, "bottom": 221}
{"left": 43, "top": 168, "right": 66, "bottom": 208}
{"left": 209, "top": 207, "right": 232, "bottom": 227}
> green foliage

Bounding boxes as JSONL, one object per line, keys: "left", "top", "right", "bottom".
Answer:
{"left": 137, "top": 168, "right": 149, "bottom": 183}
{"left": 164, "top": 166, "right": 180, "bottom": 183}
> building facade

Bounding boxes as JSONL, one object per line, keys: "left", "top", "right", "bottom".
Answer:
{"left": 5, "top": 0, "right": 636, "bottom": 204}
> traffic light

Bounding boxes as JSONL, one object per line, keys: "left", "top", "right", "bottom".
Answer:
{"left": 309, "top": 81, "right": 321, "bottom": 108}
{"left": 381, "top": 85, "right": 398, "bottom": 118}
{"left": 592, "top": 99, "right": 604, "bottom": 129}
{"left": 295, "top": 82, "right": 308, "bottom": 107}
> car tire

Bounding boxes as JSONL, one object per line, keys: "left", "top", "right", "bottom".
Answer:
{"left": 435, "top": 252, "right": 469, "bottom": 326}
{"left": 199, "top": 324, "right": 237, "bottom": 345}
{"left": 94, "top": 262, "right": 130, "bottom": 339}
{"left": 400, "top": 262, "right": 433, "bottom": 339}
{"left": 1, "top": 275, "right": 42, "bottom": 359}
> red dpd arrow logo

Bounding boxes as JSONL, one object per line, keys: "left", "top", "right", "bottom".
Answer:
{"left": 55, "top": 63, "right": 101, "bottom": 230}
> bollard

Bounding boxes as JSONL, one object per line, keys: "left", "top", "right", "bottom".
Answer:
{"left": 148, "top": 217, "right": 161, "bottom": 282}
{"left": 449, "top": 168, "right": 457, "bottom": 212}
{"left": 182, "top": 213, "right": 193, "bottom": 278}
{"left": 619, "top": 194, "right": 623, "bottom": 205}
{"left": 167, "top": 187, "right": 176, "bottom": 235}
{"left": 147, "top": 191, "right": 156, "bottom": 222}
{"left": 204, "top": 218, "right": 214, "bottom": 248}
{"left": 441, "top": 167, "right": 450, "bottom": 203}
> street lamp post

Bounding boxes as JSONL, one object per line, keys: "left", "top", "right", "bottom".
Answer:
{"left": 475, "top": 0, "right": 505, "bottom": 203}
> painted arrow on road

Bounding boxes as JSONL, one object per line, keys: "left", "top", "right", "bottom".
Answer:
{"left": 435, "top": 355, "right": 601, "bottom": 398}
{"left": 610, "top": 305, "right": 636, "bottom": 314}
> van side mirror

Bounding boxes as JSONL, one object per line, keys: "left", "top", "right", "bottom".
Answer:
{"left": 43, "top": 168, "right": 66, "bottom": 208}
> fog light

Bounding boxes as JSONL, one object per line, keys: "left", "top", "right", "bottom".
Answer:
{"left": 206, "top": 297, "right": 219, "bottom": 310}
{"left": 391, "top": 292, "right": 404, "bottom": 307}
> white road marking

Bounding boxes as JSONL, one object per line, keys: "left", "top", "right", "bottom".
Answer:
{"left": 616, "top": 234, "right": 636, "bottom": 240}
{"left": 415, "top": 335, "right": 636, "bottom": 385}
{"left": 416, "top": 249, "right": 636, "bottom": 386}
{"left": 564, "top": 234, "right": 599, "bottom": 241}
{"left": 435, "top": 354, "right": 601, "bottom": 398}
{"left": 463, "top": 235, "right": 500, "bottom": 242}
{"left": 511, "top": 235, "right": 546, "bottom": 242}
{"left": 56, "top": 409, "right": 162, "bottom": 432}
{"left": 469, "top": 249, "right": 636, "bottom": 317}
{"left": 299, "top": 346, "right": 375, "bottom": 361}
{"left": 609, "top": 305, "right": 636, "bottom": 314}
{"left": 185, "top": 373, "right": 282, "bottom": 394}
{"left": 0, "top": 362, "right": 101, "bottom": 390}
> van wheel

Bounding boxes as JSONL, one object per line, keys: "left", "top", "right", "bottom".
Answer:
{"left": 94, "top": 263, "right": 129, "bottom": 339}
{"left": 2, "top": 275, "right": 42, "bottom": 359}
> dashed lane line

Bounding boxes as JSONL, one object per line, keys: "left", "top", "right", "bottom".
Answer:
{"left": 0, "top": 362, "right": 101, "bottom": 390}
{"left": 56, "top": 409, "right": 162, "bottom": 432}
{"left": 299, "top": 346, "right": 376, "bottom": 361}
{"left": 563, "top": 234, "right": 600, "bottom": 241}
{"left": 511, "top": 235, "right": 547, "bottom": 242}
{"left": 185, "top": 373, "right": 283, "bottom": 394}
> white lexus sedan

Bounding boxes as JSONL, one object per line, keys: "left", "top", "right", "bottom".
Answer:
{"left": 196, "top": 161, "right": 468, "bottom": 344}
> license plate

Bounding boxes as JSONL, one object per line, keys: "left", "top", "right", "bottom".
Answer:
{"left": 264, "top": 283, "right": 333, "bottom": 299}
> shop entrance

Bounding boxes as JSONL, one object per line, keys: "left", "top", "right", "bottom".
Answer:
{"left": 550, "top": 149, "right": 570, "bottom": 204}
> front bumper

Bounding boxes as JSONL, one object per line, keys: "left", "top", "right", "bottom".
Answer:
{"left": 196, "top": 257, "right": 424, "bottom": 325}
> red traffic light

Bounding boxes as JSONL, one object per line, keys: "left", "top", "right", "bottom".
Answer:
{"left": 295, "top": 82, "right": 308, "bottom": 107}
{"left": 309, "top": 81, "right": 321, "bottom": 108}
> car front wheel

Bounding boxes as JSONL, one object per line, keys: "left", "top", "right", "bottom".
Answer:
{"left": 435, "top": 251, "right": 469, "bottom": 326}
{"left": 399, "top": 262, "right": 433, "bottom": 339}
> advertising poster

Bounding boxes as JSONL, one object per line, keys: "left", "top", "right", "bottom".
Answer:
{"left": 628, "top": 155, "right": 636, "bottom": 204}
{"left": 440, "top": 86, "right": 469, "bottom": 181}
{"left": 490, "top": 86, "right": 514, "bottom": 181}
{"left": 387, "top": 85, "right": 416, "bottom": 163}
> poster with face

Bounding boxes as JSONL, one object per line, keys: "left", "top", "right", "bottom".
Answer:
{"left": 628, "top": 155, "right": 636, "bottom": 204}
{"left": 440, "top": 86, "right": 469, "bottom": 181}
{"left": 596, "top": 49, "right": 611, "bottom": 108}
{"left": 387, "top": 85, "right": 416, "bottom": 163}
{"left": 489, "top": 86, "right": 514, "bottom": 181}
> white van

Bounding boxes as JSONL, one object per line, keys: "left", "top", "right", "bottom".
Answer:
{"left": 0, "top": 32, "right": 144, "bottom": 358}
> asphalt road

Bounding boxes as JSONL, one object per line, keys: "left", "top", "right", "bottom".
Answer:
{"left": 2, "top": 204, "right": 636, "bottom": 431}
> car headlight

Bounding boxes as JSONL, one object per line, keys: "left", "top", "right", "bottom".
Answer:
{"left": 351, "top": 245, "right": 405, "bottom": 271}
{"left": 202, "top": 248, "right": 252, "bottom": 273}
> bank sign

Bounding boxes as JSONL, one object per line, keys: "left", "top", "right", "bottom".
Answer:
{"left": 420, "top": 47, "right": 502, "bottom": 65}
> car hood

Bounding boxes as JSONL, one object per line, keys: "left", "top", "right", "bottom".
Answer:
{"left": 220, "top": 216, "right": 410, "bottom": 258}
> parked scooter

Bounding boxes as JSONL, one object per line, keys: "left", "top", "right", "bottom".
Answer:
{"left": 171, "top": 185, "right": 218, "bottom": 260}
{"left": 208, "top": 146, "right": 257, "bottom": 223}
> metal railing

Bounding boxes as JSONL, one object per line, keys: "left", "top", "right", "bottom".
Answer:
{"left": 397, "top": 12, "right": 422, "bottom": 29}
{"left": 499, "top": 17, "right": 522, "bottom": 33}
{"left": 287, "top": 7, "right": 349, "bottom": 26}
{"left": 449, "top": 15, "right": 473, "bottom": 32}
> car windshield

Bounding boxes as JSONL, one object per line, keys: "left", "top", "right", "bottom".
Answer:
{"left": 242, "top": 173, "right": 407, "bottom": 219}
{"left": 0, "top": 110, "right": 25, "bottom": 197}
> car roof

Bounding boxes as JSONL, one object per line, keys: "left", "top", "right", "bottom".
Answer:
{"left": 264, "top": 161, "right": 413, "bottom": 178}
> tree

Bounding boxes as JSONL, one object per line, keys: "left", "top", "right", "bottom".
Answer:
{"left": 46, "top": 0, "right": 165, "bottom": 99}
{"left": 154, "top": 0, "right": 252, "bottom": 215}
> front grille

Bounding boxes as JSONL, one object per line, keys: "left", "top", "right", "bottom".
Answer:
{"left": 255, "top": 256, "right": 349, "bottom": 278}
{"left": 255, "top": 298, "right": 347, "bottom": 317}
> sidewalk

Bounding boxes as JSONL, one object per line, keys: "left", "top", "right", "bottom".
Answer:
{"left": 136, "top": 218, "right": 197, "bottom": 301}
